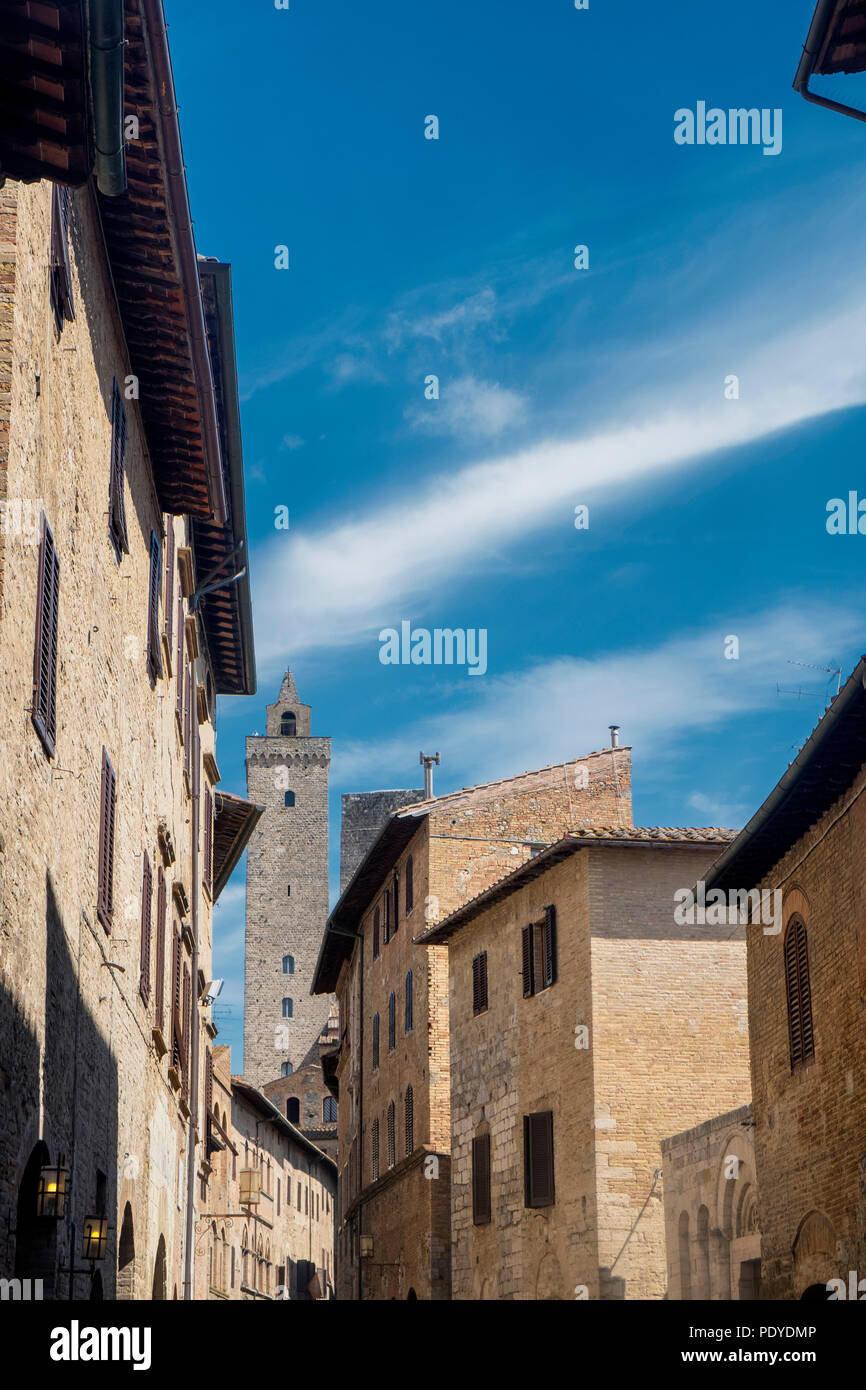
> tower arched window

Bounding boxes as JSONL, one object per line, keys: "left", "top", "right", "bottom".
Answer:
{"left": 284, "top": 791, "right": 295, "bottom": 807}
{"left": 388, "top": 991, "right": 396, "bottom": 1051}
{"left": 784, "top": 915, "right": 814, "bottom": 1067}
{"left": 281, "top": 711, "right": 296, "bottom": 736}
{"left": 282, "top": 955, "right": 294, "bottom": 974}
{"left": 282, "top": 997, "right": 293, "bottom": 1018}
{"left": 280, "top": 1061, "right": 293, "bottom": 1077}
{"left": 323, "top": 1096, "right": 337, "bottom": 1123}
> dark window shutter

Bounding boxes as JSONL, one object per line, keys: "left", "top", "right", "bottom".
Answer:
{"left": 392, "top": 872, "right": 399, "bottom": 932}
{"left": 146, "top": 531, "right": 162, "bottom": 679}
{"left": 542, "top": 905, "right": 557, "bottom": 988}
{"left": 183, "top": 662, "right": 191, "bottom": 781}
{"left": 96, "top": 748, "right": 117, "bottom": 932}
{"left": 181, "top": 963, "right": 192, "bottom": 1100}
{"left": 522, "top": 924, "right": 535, "bottom": 997}
{"left": 404, "top": 1085, "right": 414, "bottom": 1155}
{"left": 171, "top": 931, "right": 182, "bottom": 1070}
{"left": 205, "top": 1047, "right": 214, "bottom": 1142}
{"left": 473, "top": 951, "right": 488, "bottom": 1015}
{"left": 785, "top": 917, "right": 815, "bottom": 1068}
{"left": 372, "top": 1118, "right": 379, "bottom": 1181}
{"left": 387, "top": 1101, "right": 395, "bottom": 1168}
{"left": 154, "top": 868, "right": 166, "bottom": 1033}
{"left": 32, "top": 514, "right": 60, "bottom": 756}
{"left": 204, "top": 786, "right": 213, "bottom": 893}
{"left": 524, "top": 1111, "right": 555, "bottom": 1208}
{"left": 49, "top": 184, "right": 75, "bottom": 326}
{"left": 472, "top": 1133, "right": 491, "bottom": 1225}
{"left": 373, "top": 908, "right": 380, "bottom": 959}
{"left": 404, "top": 970, "right": 413, "bottom": 1032}
{"left": 383, "top": 889, "right": 391, "bottom": 945}
{"left": 139, "top": 850, "right": 152, "bottom": 1005}
{"left": 388, "top": 991, "right": 395, "bottom": 1051}
{"left": 372, "top": 1013, "right": 379, "bottom": 1069}
{"left": 108, "top": 379, "right": 129, "bottom": 554}
{"left": 175, "top": 592, "right": 184, "bottom": 719}
{"left": 405, "top": 856, "right": 414, "bottom": 913}
{"left": 164, "top": 521, "right": 175, "bottom": 647}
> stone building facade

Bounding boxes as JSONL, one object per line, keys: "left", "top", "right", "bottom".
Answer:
{"left": 661, "top": 1106, "right": 760, "bottom": 1300}
{"left": 263, "top": 1006, "right": 340, "bottom": 1161}
{"left": 702, "top": 657, "right": 866, "bottom": 1300}
{"left": 340, "top": 789, "right": 424, "bottom": 892}
{"left": 244, "top": 672, "right": 332, "bottom": 1090}
{"left": 197, "top": 1047, "right": 336, "bottom": 1300}
{"left": 421, "top": 828, "right": 751, "bottom": 1300}
{"left": 312, "top": 742, "right": 633, "bottom": 1299}
{"left": 0, "top": 3, "right": 257, "bottom": 1300}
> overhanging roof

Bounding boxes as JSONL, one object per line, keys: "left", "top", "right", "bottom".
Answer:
{"left": 231, "top": 1080, "right": 337, "bottom": 1175}
{"left": 795, "top": 0, "right": 866, "bottom": 117}
{"left": 705, "top": 657, "right": 866, "bottom": 894}
{"left": 0, "top": 1, "right": 92, "bottom": 187}
{"left": 311, "top": 808, "right": 427, "bottom": 995}
{"left": 212, "top": 792, "right": 263, "bottom": 902}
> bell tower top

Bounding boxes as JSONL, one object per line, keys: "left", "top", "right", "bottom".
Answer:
{"left": 265, "top": 670, "right": 312, "bottom": 737}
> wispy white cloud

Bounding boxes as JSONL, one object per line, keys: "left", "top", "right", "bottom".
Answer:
{"left": 251, "top": 296, "right": 866, "bottom": 674}
{"left": 405, "top": 374, "right": 528, "bottom": 438}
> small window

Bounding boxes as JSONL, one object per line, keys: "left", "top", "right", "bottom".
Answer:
{"left": 280, "top": 1061, "right": 293, "bottom": 1077}
{"left": 392, "top": 872, "right": 399, "bottom": 933}
{"left": 404, "top": 970, "right": 413, "bottom": 1033}
{"left": 404, "top": 1086, "right": 414, "bottom": 1156}
{"left": 472, "top": 951, "right": 488, "bottom": 1015}
{"left": 405, "top": 856, "right": 414, "bottom": 914}
{"left": 284, "top": 791, "right": 295, "bottom": 807}
{"left": 372, "top": 1013, "right": 380, "bottom": 1069}
{"left": 282, "top": 998, "right": 293, "bottom": 1018}
{"left": 784, "top": 916, "right": 815, "bottom": 1068}
{"left": 383, "top": 890, "right": 392, "bottom": 945}
{"left": 286, "top": 1097, "right": 300, "bottom": 1124}
{"left": 388, "top": 992, "right": 396, "bottom": 1052}
{"left": 387, "top": 1101, "right": 395, "bottom": 1169}
{"left": 472, "top": 1133, "right": 491, "bottom": 1225}
{"left": 108, "top": 378, "right": 129, "bottom": 556}
{"left": 139, "top": 851, "right": 152, "bottom": 1006}
{"left": 96, "top": 747, "right": 117, "bottom": 932}
{"left": 373, "top": 907, "right": 380, "bottom": 960}
{"left": 372, "top": 1117, "right": 379, "bottom": 1181}
{"left": 323, "top": 1096, "right": 337, "bottom": 1123}
{"left": 146, "top": 531, "right": 162, "bottom": 680}
{"left": 524, "top": 1110, "right": 555, "bottom": 1209}
{"left": 49, "top": 184, "right": 75, "bottom": 328}
{"left": 522, "top": 905, "right": 557, "bottom": 998}
{"left": 31, "top": 514, "right": 60, "bottom": 758}
{"left": 282, "top": 955, "right": 294, "bottom": 974}
{"left": 281, "top": 711, "right": 296, "bottom": 736}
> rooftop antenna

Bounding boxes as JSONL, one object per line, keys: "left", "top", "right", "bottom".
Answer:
{"left": 420, "top": 751, "right": 440, "bottom": 799}
{"left": 776, "top": 659, "right": 842, "bottom": 704}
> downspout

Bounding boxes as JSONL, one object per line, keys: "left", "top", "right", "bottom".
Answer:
{"left": 139, "top": 0, "right": 228, "bottom": 525}
{"left": 183, "top": 660, "right": 202, "bottom": 1299}
{"left": 88, "top": 0, "right": 128, "bottom": 196}
{"left": 793, "top": 0, "right": 866, "bottom": 122}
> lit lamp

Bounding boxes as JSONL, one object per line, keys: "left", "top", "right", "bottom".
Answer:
{"left": 238, "top": 1169, "right": 261, "bottom": 1205}
{"left": 81, "top": 1217, "right": 108, "bottom": 1262}
{"left": 37, "top": 1165, "right": 69, "bottom": 1219}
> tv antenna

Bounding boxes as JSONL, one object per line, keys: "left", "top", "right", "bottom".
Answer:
{"left": 776, "top": 659, "right": 842, "bottom": 703}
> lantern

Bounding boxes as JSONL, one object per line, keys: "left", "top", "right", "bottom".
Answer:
{"left": 36, "top": 1164, "right": 69, "bottom": 1219}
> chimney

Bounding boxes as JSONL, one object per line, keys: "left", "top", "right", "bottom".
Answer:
{"left": 609, "top": 725, "right": 620, "bottom": 749}
{"left": 419, "top": 751, "right": 440, "bottom": 799}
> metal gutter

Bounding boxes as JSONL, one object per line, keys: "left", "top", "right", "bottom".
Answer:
{"left": 704, "top": 656, "right": 866, "bottom": 892}
{"left": 88, "top": 0, "right": 128, "bottom": 194}
{"left": 139, "top": 0, "right": 228, "bottom": 525}
{"left": 793, "top": 0, "right": 866, "bottom": 121}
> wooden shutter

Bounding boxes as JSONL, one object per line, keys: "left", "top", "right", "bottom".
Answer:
{"left": 183, "top": 662, "right": 191, "bottom": 780}
{"left": 154, "top": 868, "right": 166, "bottom": 1033}
{"left": 175, "top": 592, "right": 184, "bottom": 718}
{"left": 49, "top": 184, "right": 75, "bottom": 325}
{"left": 388, "top": 991, "right": 395, "bottom": 1051}
{"left": 108, "top": 380, "right": 129, "bottom": 554}
{"left": 96, "top": 748, "right": 117, "bottom": 932}
{"left": 522, "top": 924, "right": 535, "bottom": 997}
{"left": 542, "top": 905, "right": 557, "bottom": 988}
{"left": 472, "top": 1133, "right": 491, "bottom": 1225}
{"left": 524, "top": 1111, "right": 555, "bottom": 1208}
{"left": 405, "top": 969, "right": 413, "bottom": 1032}
{"left": 392, "top": 872, "right": 399, "bottom": 932}
{"left": 383, "top": 890, "right": 391, "bottom": 945}
{"left": 203, "top": 785, "right": 213, "bottom": 893}
{"left": 205, "top": 1047, "right": 214, "bottom": 1140}
{"left": 405, "top": 856, "right": 414, "bottom": 913}
{"left": 404, "top": 1085, "right": 414, "bottom": 1155}
{"left": 373, "top": 908, "right": 380, "bottom": 959}
{"left": 146, "top": 532, "right": 162, "bottom": 679}
{"left": 387, "top": 1101, "right": 395, "bottom": 1168}
{"left": 372, "top": 1012, "right": 379, "bottom": 1069}
{"left": 171, "top": 931, "right": 182, "bottom": 1069}
{"left": 372, "top": 1118, "right": 379, "bottom": 1181}
{"left": 139, "top": 850, "right": 152, "bottom": 1005}
{"left": 785, "top": 917, "right": 815, "bottom": 1067}
{"left": 32, "top": 514, "right": 60, "bottom": 756}
{"left": 181, "top": 963, "right": 192, "bottom": 1100}
{"left": 164, "top": 520, "right": 175, "bottom": 647}
{"left": 473, "top": 951, "right": 488, "bottom": 1015}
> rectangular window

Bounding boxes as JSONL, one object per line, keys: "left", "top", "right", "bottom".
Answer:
{"left": 372, "top": 1013, "right": 379, "bottom": 1070}
{"left": 49, "top": 184, "right": 75, "bottom": 328}
{"left": 96, "top": 748, "right": 117, "bottom": 932}
{"left": 372, "top": 907, "right": 380, "bottom": 960}
{"left": 139, "top": 850, "right": 152, "bottom": 1005}
{"left": 383, "top": 889, "right": 391, "bottom": 945}
{"left": 203, "top": 785, "right": 213, "bottom": 894}
{"left": 472, "top": 951, "right": 488, "bottom": 1015}
{"left": 171, "top": 930, "right": 183, "bottom": 1073}
{"left": 522, "top": 906, "right": 557, "bottom": 997}
{"left": 175, "top": 591, "right": 184, "bottom": 720}
{"left": 32, "top": 514, "right": 60, "bottom": 757}
{"left": 108, "top": 379, "right": 129, "bottom": 555}
{"left": 523, "top": 1110, "right": 555, "bottom": 1209}
{"left": 472, "top": 1133, "right": 491, "bottom": 1225}
{"left": 181, "top": 964, "right": 192, "bottom": 1100}
{"left": 164, "top": 520, "right": 175, "bottom": 650}
{"left": 146, "top": 530, "right": 162, "bottom": 679}
{"left": 154, "top": 868, "right": 167, "bottom": 1033}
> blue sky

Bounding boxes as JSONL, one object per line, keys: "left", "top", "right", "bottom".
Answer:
{"left": 166, "top": 0, "right": 866, "bottom": 1064}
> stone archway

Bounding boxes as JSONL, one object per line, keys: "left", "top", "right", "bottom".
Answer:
{"left": 792, "top": 1211, "right": 837, "bottom": 1299}
{"left": 117, "top": 1202, "right": 136, "bottom": 1300}
{"left": 152, "top": 1234, "right": 167, "bottom": 1301}
{"left": 14, "top": 1141, "right": 58, "bottom": 1297}
{"left": 535, "top": 1250, "right": 564, "bottom": 1300}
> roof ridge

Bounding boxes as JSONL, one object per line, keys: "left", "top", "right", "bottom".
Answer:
{"left": 396, "top": 746, "right": 631, "bottom": 814}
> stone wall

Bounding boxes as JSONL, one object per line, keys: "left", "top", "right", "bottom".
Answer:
{"left": 340, "top": 789, "right": 424, "bottom": 892}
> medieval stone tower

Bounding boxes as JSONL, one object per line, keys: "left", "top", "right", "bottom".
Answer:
{"left": 243, "top": 672, "right": 332, "bottom": 1089}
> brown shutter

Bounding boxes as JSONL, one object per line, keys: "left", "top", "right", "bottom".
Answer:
{"left": 49, "top": 184, "right": 75, "bottom": 325}
{"left": 146, "top": 532, "right": 162, "bottom": 679}
{"left": 785, "top": 917, "right": 814, "bottom": 1067}
{"left": 175, "top": 592, "right": 184, "bottom": 719}
{"left": 472, "top": 1133, "right": 491, "bottom": 1225}
{"left": 542, "top": 905, "right": 557, "bottom": 988}
{"left": 203, "top": 786, "right": 213, "bottom": 893}
{"left": 373, "top": 908, "right": 380, "bottom": 959}
{"left": 405, "top": 856, "right": 414, "bottom": 914}
{"left": 388, "top": 991, "right": 395, "bottom": 1051}
{"left": 108, "top": 380, "right": 129, "bottom": 554}
{"left": 387, "top": 1101, "right": 395, "bottom": 1168}
{"left": 392, "top": 872, "right": 399, "bottom": 932}
{"left": 183, "top": 662, "right": 191, "bottom": 781}
{"left": 404, "top": 969, "right": 413, "bottom": 1032}
{"left": 372, "top": 1012, "right": 379, "bottom": 1069}
{"left": 32, "top": 514, "right": 60, "bottom": 756}
{"left": 524, "top": 1111, "right": 555, "bottom": 1208}
{"left": 473, "top": 952, "right": 488, "bottom": 1014}
{"left": 139, "top": 850, "right": 152, "bottom": 1005}
{"left": 371, "top": 1118, "right": 379, "bottom": 1181}
{"left": 171, "top": 931, "right": 182, "bottom": 1070}
{"left": 96, "top": 748, "right": 117, "bottom": 932}
{"left": 205, "top": 1047, "right": 214, "bottom": 1141}
{"left": 181, "top": 963, "right": 192, "bottom": 1100}
{"left": 164, "top": 521, "right": 175, "bottom": 647}
{"left": 404, "top": 1085, "right": 414, "bottom": 1156}
{"left": 522, "top": 924, "right": 534, "bottom": 997}
{"left": 154, "top": 868, "right": 167, "bottom": 1033}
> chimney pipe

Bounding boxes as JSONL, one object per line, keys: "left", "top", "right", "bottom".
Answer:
{"left": 609, "top": 725, "right": 620, "bottom": 749}
{"left": 419, "top": 751, "right": 440, "bottom": 799}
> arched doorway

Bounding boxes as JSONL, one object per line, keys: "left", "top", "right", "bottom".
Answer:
{"left": 117, "top": 1202, "right": 135, "bottom": 1300}
{"left": 15, "top": 1141, "right": 58, "bottom": 1297}
{"left": 152, "top": 1234, "right": 167, "bottom": 1300}
{"left": 90, "top": 1271, "right": 104, "bottom": 1300}
{"left": 407, "top": 1287, "right": 418, "bottom": 1300}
